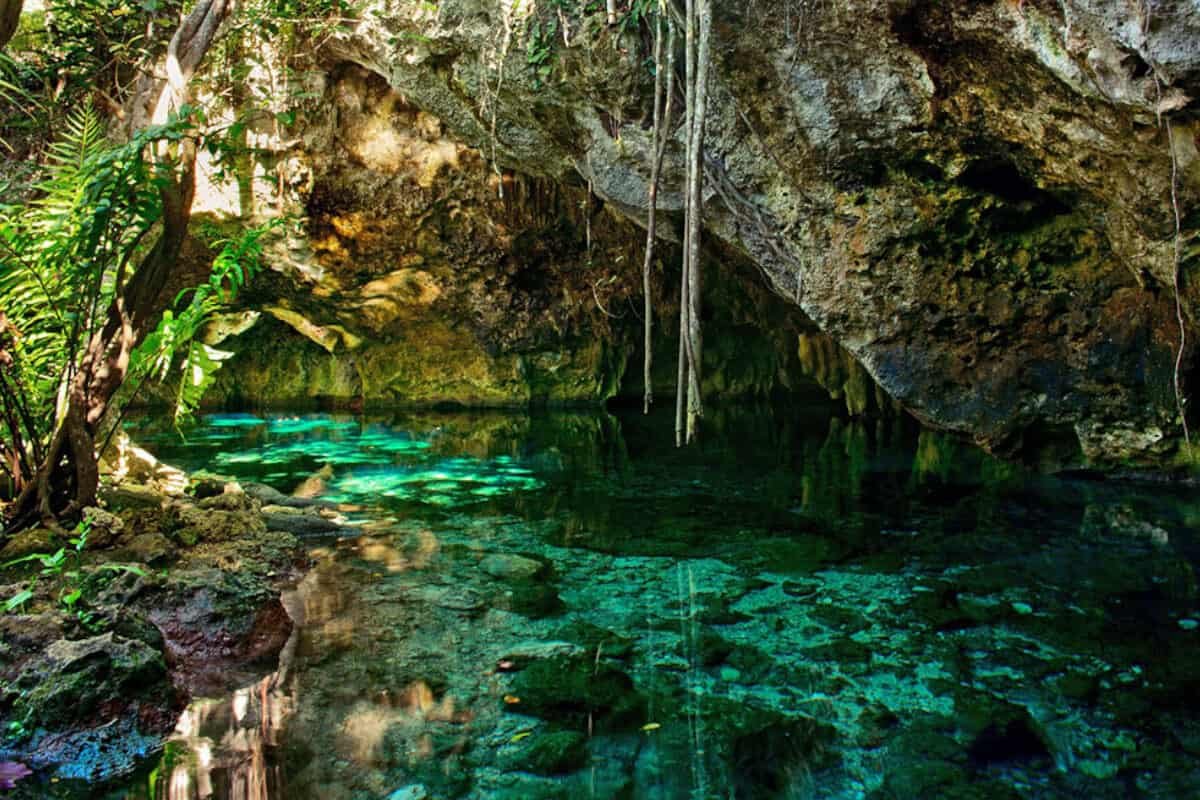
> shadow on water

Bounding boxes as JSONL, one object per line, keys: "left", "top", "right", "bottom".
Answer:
{"left": 68, "top": 402, "right": 1200, "bottom": 798}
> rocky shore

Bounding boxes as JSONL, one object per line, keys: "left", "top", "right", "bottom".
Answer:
{"left": 0, "top": 448, "right": 335, "bottom": 793}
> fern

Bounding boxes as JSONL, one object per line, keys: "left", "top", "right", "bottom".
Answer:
{"left": 0, "top": 103, "right": 184, "bottom": 488}
{"left": 0, "top": 103, "right": 111, "bottom": 421}
{"left": 129, "top": 220, "right": 280, "bottom": 428}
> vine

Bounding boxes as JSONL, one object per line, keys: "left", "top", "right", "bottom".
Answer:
{"left": 641, "top": 0, "right": 674, "bottom": 414}
{"left": 674, "top": 0, "right": 712, "bottom": 446}
{"left": 1151, "top": 58, "right": 1191, "bottom": 454}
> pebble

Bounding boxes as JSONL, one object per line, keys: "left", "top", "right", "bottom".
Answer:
{"left": 1179, "top": 618, "right": 1198, "bottom": 631}
{"left": 387, "top": 786, "right": 429, "bottom": 800}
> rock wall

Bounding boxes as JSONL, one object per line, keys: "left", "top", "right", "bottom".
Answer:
{"left": 201, "top": 65, "right": 829, "bottom": 411}
{"left": 200, "top": 0, "right": 1198, "bottom": 468}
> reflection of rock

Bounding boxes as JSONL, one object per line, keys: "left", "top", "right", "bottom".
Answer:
{"left": 1082, "top": 504, "right": 1171, "bottom": 546}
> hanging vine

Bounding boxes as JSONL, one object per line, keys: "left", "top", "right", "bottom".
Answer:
{"left": 1151, "top": 54, "right": 1191, "bottom": 454}
{"left": 641, "top": 1, "right": 675, "bottom": 414}
{"left": 674, "top": 0, "right": 711, "bottom": 446}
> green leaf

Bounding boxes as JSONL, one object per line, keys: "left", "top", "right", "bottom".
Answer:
{"left": 98, "top": 563, "right": 148, "bottom": 577}
{"left": 60, "top": 588, "right": 82, "bottom": 608}
{"left": 4, "top": 590, "right": 33, "bottom": 613}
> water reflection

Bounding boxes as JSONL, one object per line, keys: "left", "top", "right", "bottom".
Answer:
{"left": 116, "top": 405, "right": 1200, "bottom": 799}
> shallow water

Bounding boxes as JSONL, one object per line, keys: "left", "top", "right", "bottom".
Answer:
{"left": 106, "top": 404, "right": 1200, "bottom": 799}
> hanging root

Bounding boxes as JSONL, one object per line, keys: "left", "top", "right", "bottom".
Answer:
{"left": 1166, "top": 114, "right": 1191, "bottom": 453}
{"left": 643, "top": 4, "right": 675, "bottom": 414}
{"left": 1155, "top": 70, "right": 1191, "bottom": 454}
{"left": 679, "top": 0, "right": 712, "bottom": 444}
{"left": 1146, "top": 12, "right": 1190, "bottom": 456}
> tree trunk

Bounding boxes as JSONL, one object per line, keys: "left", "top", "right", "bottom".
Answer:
{"left": 5, "top": 0, "right": 229, "bottom": 532}
{"left": 0, "top": 0, "right": 21, "bottom": 52}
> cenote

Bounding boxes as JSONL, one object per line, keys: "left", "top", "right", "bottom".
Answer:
{"left": 3, "top": 1, "right": 1200, "bottom": 797}
{"left": 65, "top": 403, "right": 1200, "bottom": 799}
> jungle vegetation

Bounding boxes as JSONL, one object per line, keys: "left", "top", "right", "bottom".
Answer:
{"left": 0, "top": 0, "right": 717, "bottom": 535}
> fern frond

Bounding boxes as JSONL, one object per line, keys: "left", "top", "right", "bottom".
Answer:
{"left": 128, "top": 219, "right": 281, "bottom": 429}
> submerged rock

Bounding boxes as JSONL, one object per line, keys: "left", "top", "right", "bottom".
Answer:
{"left": 480, "top": 553, "right": 545, "bottom": 581}
{"left": 504, "top": 654, "right": 644, "bottom": 730}
{"left": 959, "top": 696, "right": 1053, "bottom": 768}
{"left": 500, "top": 730, "right": 588, "bottom": 776}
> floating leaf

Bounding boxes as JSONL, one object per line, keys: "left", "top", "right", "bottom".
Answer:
{"left": 510, "top": 731, "right": 532, "bottom": 742}
{"left": 503, "top": 695, "right": 521, "bottom": 705}
{"left": 641, "top": 723, "right": 661, "bottom": 732}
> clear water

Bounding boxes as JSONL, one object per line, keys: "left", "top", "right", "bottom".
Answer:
{"left": 108, "top": 404, "right": 1200, "bottom": 799}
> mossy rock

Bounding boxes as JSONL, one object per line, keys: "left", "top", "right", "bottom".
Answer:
{"left": 504, "top": 654, "right": 644, "bottom": 730}
{"left": 498, "top": 581, "right": 565, "bottom": 619}
{"left": 501, "top": 730, "right": 588, "bottom": 776}
{"left": 555, "top": 620, "right": 635, "bottom": 660}
{"left": 7, "top": 632, "right": 168, "bottom": 732}
{"left": 0, "top": 527, "right": 59, "bottom": 561}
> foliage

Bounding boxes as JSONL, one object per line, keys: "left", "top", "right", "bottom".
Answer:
{"left": 129, "top": 219, "right": 280, "bottom": 428}
{"left": 1, "top": 0, "right": 175, "bottom": 151}
{"left": 526, "top": 17, "right": 557, "bottom": 87}
{"left": 0, "top": 514, "right": 146, "bottom": 626}
{"left": 0, "top": 103, "right": 173, "bottom": 489}
{"left": 44, "top": 0, "right": 178, "bottom": 92}
{"left": 0, "top": 102, "right": 269, "bottom": 501}
{"left": 0, "top": 51, "right": 44, "bottom": 143}
{"left": 618, "top": 0, "right": 657, "bottom": 35}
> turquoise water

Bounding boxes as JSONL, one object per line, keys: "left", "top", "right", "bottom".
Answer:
{"left": 114, "top": 405, "right": 1200, "bottom": 799}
